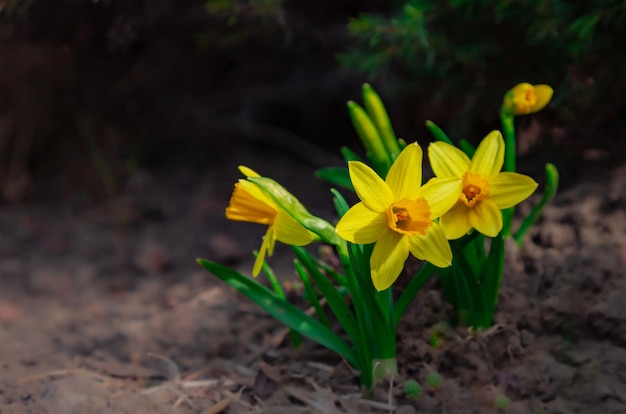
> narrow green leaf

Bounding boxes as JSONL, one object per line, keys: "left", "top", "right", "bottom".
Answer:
{"left": 425, "top": 120, "right": 453, "bottom": 145}
{"left": 315, "top": 167, "right": 354, "bottom": 191}
{"left": 454, "top": 255, "right": 483, "bottom": 327}
{"left": 481, "top": 233, "right": 505, "bottom": 323}
{"left": 291, "top": 247, "right": 360, "bottom": 345}
{"left": 345, "top": 241, "right": 395, "bottom": 359}
{"left": 294, "top": 259, "right": 331, "bottom": 328}
{"left": 461, "top": 235, "right": 485, "bottom": 279}
{"left": 259, "top": 257, "right": 301, "bottom": 347}
{"left": 393, "top": 262, "right": 436, "bottom": 328}
{"left": 331, "top": 188, "right": 350, "bottom": 219}
{"left": 197, "top": 259, "right": 357, "bottom": 366}
{"left": 340, "top": 146, "right": 362, "bottom": 163}
{"left": 514, "top": 163, "right": 559, "bottom": 246}
{"left": 459, "top": 139, "right": 476, "bottom": 158}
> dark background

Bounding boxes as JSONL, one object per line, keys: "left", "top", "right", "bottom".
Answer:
{"left": 1, "top": 0, "right": 624, "bottom": 204}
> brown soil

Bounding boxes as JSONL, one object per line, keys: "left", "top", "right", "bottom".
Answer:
{"left": 1, "top": 144, "right": 626, "bottom": 413}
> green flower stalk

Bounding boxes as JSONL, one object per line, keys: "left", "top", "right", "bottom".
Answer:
{"left": 500, "top": 82, "right": 556, "bottom": 237}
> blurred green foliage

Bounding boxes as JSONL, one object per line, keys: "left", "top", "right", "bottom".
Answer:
{"left": 200, "top": 0, "right": 289, "bottom": 48}
{"left": 340, "top": 0, "right": 626, "bottom": 148}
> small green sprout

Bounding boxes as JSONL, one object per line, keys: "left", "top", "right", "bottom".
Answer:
{"left": 426, "top": 371, "right": 443, "bottom": 390}
{"left": 494, "top": 393, "right": 511, "bottom": 411}
{"left": 403, "top": 379, "right": 422, "bottom": 399}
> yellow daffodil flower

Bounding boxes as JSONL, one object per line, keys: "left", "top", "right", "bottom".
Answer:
{"left": 505, "top": 83, "right": 553, "bottom": 115}
{"left": 226, "top": 166, "right": 314, "bottom": 276}
{"left": 336, "top": 143, "right": 462, "bottom": 291}
{"left": 428, "top": 131, "right": 538, "bottom": 239}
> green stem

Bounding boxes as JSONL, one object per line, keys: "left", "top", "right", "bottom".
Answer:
{"left": 500, "top": 109, "right": 516, "bottom": 173}
{"left": 335, "top": 241, "right": 373, "bottom": 388}
{"left": 393, "top": 262, "right": 436, "bottom": 329}
{"left": 375, "top": 285, "right": 393, "bottom": 328}
{"left": 514, "top": 163, "right": 559, "bottom": 246}
{"left": 500, "top": 108, "right": 516, "bottom": 237}
{"left": 482, "top": 233, "right": 505, "bottom": 324}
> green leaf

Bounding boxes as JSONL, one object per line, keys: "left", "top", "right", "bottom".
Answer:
{"left": 331, "top": 188, "right": 350, "bottom": 218}
{"left": 291, "top": 247, "right": 360, "bottom": 345}
{"left": 340, "top": 146, "right": 362, "bottom": 163}
{"left": 393, "top": 262, "right": 436, "bottom": 328}
{"left": 249, "top": 176, "right": 341, "bottom": 246}
{"left": 480, "top": 233, "right": 505, "bottom": 326}
{"left": 259, "top": 257, "right": 301, "bottom": 347}
{"left": 294, "top": 259, "right": 331, "bottom": 328}
{"left": 315, "top": 167, "right": 354, "bottom": 191}
{"left": 345, "top": 241, "right": 395, "bottom": 359}
{"left": 425, "top": 120, "right": 453, "bottom": 145}
{"left": 459, "top": 139, "right": 476, "bottom": 158}
{"left": 197, "top": 258, "right": 358, "bottom": 366}
{"left": 514, "top": 163, "right": 559, "bottom": 246}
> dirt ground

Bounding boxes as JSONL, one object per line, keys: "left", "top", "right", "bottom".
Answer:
{"left": 1, "top": 140, "right": 625, "bottom": 413}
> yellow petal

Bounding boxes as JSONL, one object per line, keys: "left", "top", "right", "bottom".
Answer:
{"left": 428, "top": 141, "right": 470, "bottom": 178}
{"left": 416, "top": 177, "right": 463, "bottom": 219}
{"left": 226, "top": 181, "right": 276, "bottom": 224}
{"left": 237, "top": 179, "right": 276, "bottom": 208}
{"left": 530, "top": 84, "right": 553, "bottom": 113}
{"left": 510, "top": 83, "right": 534, "bottom": 115}
{"left": 489, "top": 172, "right": 538, "bottom": 209}
{"left": 348, "top": 161, "right": 394, "bottom": 212}
{"left": 408, "top": 222, "right": 452, "bottom": 267}
{"left": 336, "top": 202, "right": 388, "bottom": 244}
{"left": 469, "top": 131, "right": 504, "bottom": 179}
{"left": 266, "top": 224, "right": 277, "bottom": 255}
{"left": 386, "top": 142, "right": 422, "bottom": 200}
{"left": 469, "top": 200, "right": 502, "bottom": 237}
{"left": 238, "top": 165, "right": 261, "bottom": 178}
{"left": 370, "top": 231, "right": 409, "bottom": 291}
{"left": 273, "top": 210, "right": 315, "bottom": 246}
{"left": 252, "top": 227, "right": 274, "bottom": 276}
{"left": 440, "top": 202, "right": 472, "bottom": 240}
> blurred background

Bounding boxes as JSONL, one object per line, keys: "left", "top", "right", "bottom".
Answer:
{"left": 0, "top": 0, "right": 624, "bottom": 204}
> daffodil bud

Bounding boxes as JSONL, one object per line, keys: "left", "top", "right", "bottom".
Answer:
{"left": 362, "top": 83, "right": 401, "bottom": 159}
{"left": 347, "top": 100, "right": 390, "bottom": 175}
{"left": 502, "top": 83, "right": 553, "bottom": 116}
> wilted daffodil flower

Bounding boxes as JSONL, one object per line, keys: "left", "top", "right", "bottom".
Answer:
{"left": 504, "top": 82, "right": 553, "bottom": 116}
{"left": 226, "top": 166, "right": 315, "bottom": 276}
{"left": 336, "top": 143, "right": 462, "bottom": 291}
{"left": 428, "top": 131, "right": 538, "bottom": 239}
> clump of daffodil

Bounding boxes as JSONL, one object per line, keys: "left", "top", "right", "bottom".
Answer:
{"left": 428, "top": 131, "right": 538, "bottom": 239}
{"left": 336, "top": 142, "right": 462, "bottom": 291}
{"left": 503, "top": 82, "right": 553, "bottom": 116}
{"left": 226, "top": 166, "right": 315, "bottom": 276}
